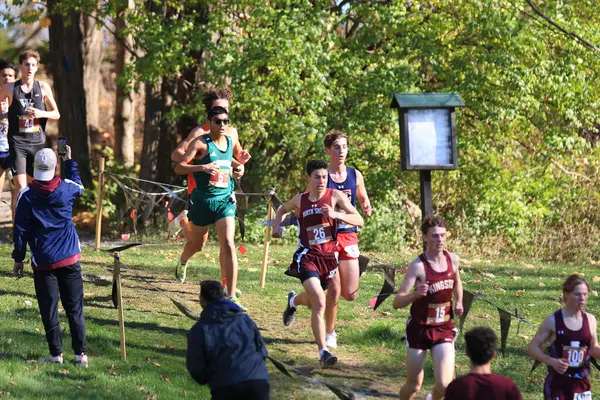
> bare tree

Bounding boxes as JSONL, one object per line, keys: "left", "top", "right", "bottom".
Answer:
{"left": 113, "top": 0, "right": 135, "bottom": 167}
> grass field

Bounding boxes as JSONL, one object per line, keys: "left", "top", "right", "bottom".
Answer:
{"left": 0, "top": 240, "right": 598, "bottom": 399}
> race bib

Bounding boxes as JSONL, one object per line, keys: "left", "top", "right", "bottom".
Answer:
{"left": 208, "top": 169, "right": 230, "bottom": 188}
{"left": 307, "top": 222, "right": 333, "bottom": 245}
{"left": 427, "top": 302, "right": 451, "bottom": 325}
{"left": 574, "top": 391, "right": 592, "bottom": 400}
{"left": 563, "top": 346, "right": 588, "bottom": 368}
{"left": 18, "top": 116, "right": 40, "bottom": 133}
{"left": 0, "top": 122, "right": 7, "bottom": 138}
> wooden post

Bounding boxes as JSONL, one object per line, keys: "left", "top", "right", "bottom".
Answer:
{"left": 95, "top": 157, "right": 106, "bottom": 251}
{"left": 260, "top": 190, "right": 274, "bottom": 289}
{"left": 113, "top": 254, "right": 127, "bottom": 361}
{"left": 420, "top": 170, "right": 433, "bottom": 252}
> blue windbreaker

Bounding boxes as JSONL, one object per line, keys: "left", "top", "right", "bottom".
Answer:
{"left": 12, "top": 159, "right": 83, "bottom": 267}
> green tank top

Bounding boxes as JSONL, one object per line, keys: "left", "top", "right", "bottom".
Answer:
{"left": 192, "top": 134, "right": 234, "bottom": 199}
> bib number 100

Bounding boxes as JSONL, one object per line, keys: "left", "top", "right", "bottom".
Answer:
{"left": 562, "top": 346, "right": 587, "bottom": 368}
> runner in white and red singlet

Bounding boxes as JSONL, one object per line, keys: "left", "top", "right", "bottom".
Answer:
{"left": 393, "top": 215, "right": 463, "bottom": 400}
{"left": 272, "top": 159, "right": 363, "bottom": 367}
{"left": 529, "top": 274, "right": 600, "bottom": 400}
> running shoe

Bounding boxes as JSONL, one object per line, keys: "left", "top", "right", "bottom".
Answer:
{"left": 319, "top": 350, "right": 338, "bottom": 368}
{"left": 73, "top": 353, "right": 89, "bottom": 368}
{"left": 283, "top": 291, "right": 297, "bottom": 326}
{"left": 39, "top": 353, "right": 63, "bottom": 364}
{"left": 229, "top": 296, "right": 247, "bottom": 311}
{"left": 175, "top": 259, "right": 187, "bottom": 284}
{"left": 325, "top": 331, "right": 338, "bottom": 349}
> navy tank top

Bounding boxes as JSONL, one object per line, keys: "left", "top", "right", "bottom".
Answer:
{"left": 8, "top": 80, "right": 47, "bottom": 145}
{"left": 327, "top": 166, "right": 357, "bottom": 233}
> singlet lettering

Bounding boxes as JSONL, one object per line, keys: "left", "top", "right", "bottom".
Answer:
{"left": 428, "top": 279, "right": 454, "bottom": 294}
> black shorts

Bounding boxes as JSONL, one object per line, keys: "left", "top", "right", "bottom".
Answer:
{"left": 285, "top": 247, "right": 338, "bottom": 290}
{"left": 0, "top": 151, "right": 10, "bottom": 170}
{"left": 10, "top": 141, "right": 45, "bottom": 176}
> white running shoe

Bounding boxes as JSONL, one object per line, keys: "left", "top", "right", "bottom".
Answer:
{"left": 325, "top": 331, "right": 338, "bottom": 349}
{"left": 39, "top": 354, "right": 63, "bottom": 364}
{"left": 425, "top": 394, "right": 433, "bottom": 400}
{"left": 73, "top": 353, "right": 89, "bottom": 368}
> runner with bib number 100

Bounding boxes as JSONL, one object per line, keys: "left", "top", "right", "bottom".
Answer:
{"left": 528, "top": 274, "right": 600, "bottom": 400}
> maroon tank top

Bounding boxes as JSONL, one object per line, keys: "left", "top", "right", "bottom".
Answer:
{"left": 298, "top": 189, "right": 337, "bottom": 255}
{"left": 409, "top": 251, "right": 456, "bottom": 326}
{"left": 548, "top": 310, "right": 591, "bottom": 379}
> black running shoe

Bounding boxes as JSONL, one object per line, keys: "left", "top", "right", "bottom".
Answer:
{"left": 319, "top": 350, "right": 338, "bottom": 368}
{"left": 282, "top": 291, "right": 297, "bottom": 326}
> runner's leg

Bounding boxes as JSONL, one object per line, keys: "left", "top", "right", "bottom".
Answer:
{"left": 180, "top": 222, "right": 209, "bottom": 264}
{"left": 400, "top": 347, "right": 426, "bottom": 400}
{"left": 430, "top": 342, "right": 455, "bottom": 400}
{"left": 215, "top": 216, "right": 238, "bottom": 298}
{"left": 301, "top": 277, "right": 328, "bottom": 350}
{"left": 325, "top": 259, "right": 359, "bottom": 333}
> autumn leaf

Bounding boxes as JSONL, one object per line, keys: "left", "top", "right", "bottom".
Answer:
{"left": 160, "top": 375, "right": 170, "bottom": 382}
{"left": 108, "top": 365, "right": 118, "bottom": 375}
{"left": 58, "top": 369, "right": 70, "bottom": 375}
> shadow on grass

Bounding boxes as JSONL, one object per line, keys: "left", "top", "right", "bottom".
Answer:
{"left": 85, "top": 315, "right": 189, "bottom": 336}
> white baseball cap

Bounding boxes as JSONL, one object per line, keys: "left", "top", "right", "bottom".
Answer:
{"left": 33, "top": 148, "right": 57, "bottom": 181}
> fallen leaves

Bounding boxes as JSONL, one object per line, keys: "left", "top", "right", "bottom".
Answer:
{"left": 58, "top": 369, "right": 70, "bottom": 376}
{"left": 538, "top": 282, "right": 545, "bottom": 287}
{"left": 24, "top": 300, "right": 32, "bottom": 307}
{"left": 593, "top": 276, "right": 600, "bottom": 283}
{"left": 108, "top": 365, "right": 118, "bottom": 375}
{"left": 511, "top": 276, "right": 521, "bottom": 280}
{"left": 160, "top": 375, "right": 170, "bottom": 382}
{"left": 7, "top": 338, "right": 12, "bottom": 344}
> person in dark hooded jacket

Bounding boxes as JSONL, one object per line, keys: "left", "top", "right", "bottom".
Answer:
{"left": 186, "top": 280, "right": 269, "bottom": 400}
{"left": 12, "top": 146, "right": 88, "bottom": 367}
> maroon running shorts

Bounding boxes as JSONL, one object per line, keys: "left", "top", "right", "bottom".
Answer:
{"left": 405, "top": 320, "right": 457, "bottom": 350}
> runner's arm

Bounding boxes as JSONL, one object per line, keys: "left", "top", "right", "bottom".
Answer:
{"left": 587, "top": 313, "right": 600, "bottom": 358}
{"left": 40, "top": 81, "right": 60, "bottom": 120}
{"left": 528, "top": 315, "right": 568, "bottom": 373}
{"left": 393, "top": 260, "right": 427, "bottom": 309}
{"left": 451, "top": 253, "right": 463, "bottom": 316}
{"left": 272, "top": 195, "right": 301, "bottom": 238}
{"left": 174, "top": 138, "right": 214, "bottom": 175}
{"left": 172, "top": 127, "right": 204, "bottom": 162}
{"left": 326, "top": 189, "right": 363, "bottom": 227}
{"left": 355, "top": 169, "right": 372, "bottom": 217}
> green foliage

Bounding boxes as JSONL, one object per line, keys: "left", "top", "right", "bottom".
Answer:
{"left": 4, "top": 0, "right": 600, "bottom": 258}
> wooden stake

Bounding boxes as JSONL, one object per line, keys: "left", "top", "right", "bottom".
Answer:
{"left": 95, "top": 157, "right": 106, "bottom": 251}
{"left": 113, "top": 254, "right": 127, "bottom": 361}
{"left": 260, "top": 196, "right": 273, "bottom": 289}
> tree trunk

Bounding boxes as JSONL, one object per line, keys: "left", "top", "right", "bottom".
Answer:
{"left": 139, "top": 79, "right": 162, "bottom": 184}
{"left": 81, "top": 10, "right": 103, "bottom": 131}
{"left": 113, "top": 0, "right": 135, "bottom": 167}
{"left": 47, "top": 3, "right": 91, "bottom": 186}
{"left": 156, "top": 78, "right": 179, "bottom": 185}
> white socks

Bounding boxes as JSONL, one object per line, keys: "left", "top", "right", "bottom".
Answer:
{"left": 289, "top": 294, "right": 296, "bottom": 308}
{"left": 319, "top": 348, "right": 330, "bottom": 358}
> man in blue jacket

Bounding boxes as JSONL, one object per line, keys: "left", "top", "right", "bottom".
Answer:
{"left": 12, "top": 146, "right": 88, "bottom": 367}
{"left": 186, "top": 280, "right": 269, "bottom": 399}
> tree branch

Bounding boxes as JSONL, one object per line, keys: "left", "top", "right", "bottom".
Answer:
{"left": 524, "top": 0, "right": 600, "bottom": 56}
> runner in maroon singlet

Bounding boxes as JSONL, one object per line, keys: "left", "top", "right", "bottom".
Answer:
{"left": 272, "top": 159, "right": 364, "bottom": 367}
{"left": 528, "top": 274, "right": 600, "bottom": 400}
{"left": 393, "top": 215, "right": 463, "bottom": 400}
{"left": 445, "top": 326, "right": 522, "bottom": 400}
